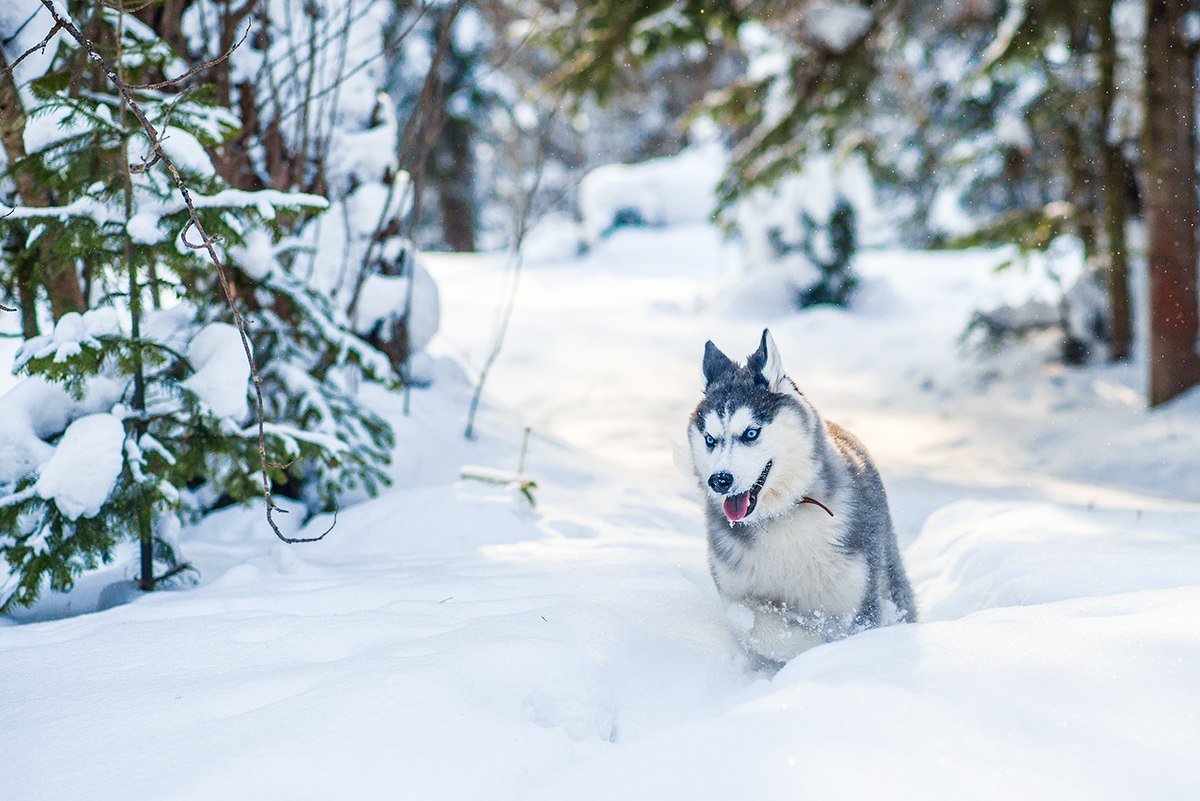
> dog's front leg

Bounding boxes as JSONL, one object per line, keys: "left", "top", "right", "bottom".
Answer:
{"left": 728, "top": 600, "right": 826, "bottom": 661}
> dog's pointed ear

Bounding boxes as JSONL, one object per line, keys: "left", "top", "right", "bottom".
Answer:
{"left": 747, "top": 329, "right": 786, "bottom": 391}
{"left": 702, "top": 340, "right": 735, "bottom": 386}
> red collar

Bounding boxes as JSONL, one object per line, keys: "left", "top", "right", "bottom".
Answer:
{"left": 798, "top": 497, "right": 834, "bottom": 517}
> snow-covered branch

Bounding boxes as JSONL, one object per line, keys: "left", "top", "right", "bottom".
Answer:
{"left": 29, "top": 0, "right": 330, "bottom": 544}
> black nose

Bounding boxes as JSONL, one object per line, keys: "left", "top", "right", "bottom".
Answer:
{"left": 708, "top": 472, "right": 734, "bottom": 493}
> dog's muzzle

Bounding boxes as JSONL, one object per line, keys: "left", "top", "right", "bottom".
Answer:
{"left": 722, "top": 460, "right": 773, "bottom": 522}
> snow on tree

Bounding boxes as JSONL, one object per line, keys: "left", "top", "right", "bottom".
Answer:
{"left": 534, "top": 0, "right": 1170, "bottom": 367}
{"left": 0, "top": 0, "right": 436, "bottom": 608}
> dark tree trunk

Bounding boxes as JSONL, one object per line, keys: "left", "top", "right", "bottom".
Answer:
{"left": 1065, "top": 12, "right": 1100, "bottom": 270}
{"left": 1144, "top": 0, "right": 1200, "bottom": 406}
{"left": 16, "top": 260, "right": 39, "bottom": 337}
{"left": 0, "top": 48, "right": 86, "bottom": 323}
{"left": 435, "top": 115, "right": 478, "bottom": 252}
{"left": 1064, "top": 118, "right": 1098, "bottom": 264}
{"left": 1097, "top": 0, "right": 1133, "bottom": 361}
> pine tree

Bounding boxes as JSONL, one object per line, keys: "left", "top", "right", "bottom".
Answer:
{"left": 0, "top": 2, "right": 398, "bottom": 609}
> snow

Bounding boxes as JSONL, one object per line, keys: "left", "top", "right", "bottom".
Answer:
{"left": 181, "top": 323, "right": 250, "bottom": 421}
{"left": 522, "top": 214, "right": 586, "bottom": 264}
{"left": 0, "top": 374, "right": 124, "bottom": 486}
{"left": 0, "top": 187, "right": 327, "bottom": 226}
{"left": 3, "top": 220, "right": 1200, "bottom": 799}
{"left": 153, "top": 125, "right": 215, "bottom": 177}
{"left": 909, "top": 501, "right": 1200, "bottom": 620}
{"left": 353, "top": 262, "right": 440, "bottom": 355}
{"left": 801, "top": 2, "right": 874, "bottom": 53}
{"left": 735, "top": 152, "right": 887, "bottom": 271}
{"left": 34, "top": 413, "right": 125, "bottom": 520}
{"left": 578, "top": 143, "right": 724, "bottom": 241}
{"left": 712, "top": 255, "right": 822, "bottom": 318}
{"left": 126, "top": 211, "right": 166, "bottom": 244}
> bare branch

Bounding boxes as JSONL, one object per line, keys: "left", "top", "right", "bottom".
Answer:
{"left": 130, "top": 87, "right": 193, "bottom": 174}
{"left": 274, "top": 0, "right": 438, "bottom": 126}
{"left": 2, "top": 20, "right": 62, "bottom": 75}
{"left": 99, "top": 0, "right": 161, "bottom": 12}
{"left": 126, "top": 21, "right": 251, "bottom": 90}
{"left": 35, "top": 0, "right": 331, "bottom": 544}
{"left": 346, "top": 0, "right": 465, "bottom": 320}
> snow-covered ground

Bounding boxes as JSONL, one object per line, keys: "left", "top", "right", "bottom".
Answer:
{"left": 4, "top": 224, "right": 1199, "bottom": 800}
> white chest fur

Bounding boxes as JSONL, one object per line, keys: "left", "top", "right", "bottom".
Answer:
{"left": 710, "top": 504, "right": 868, "bottom": 621}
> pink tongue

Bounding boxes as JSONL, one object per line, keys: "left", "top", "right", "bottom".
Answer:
{"left": 723, "top": 491, "right": 751, "bottom": 522}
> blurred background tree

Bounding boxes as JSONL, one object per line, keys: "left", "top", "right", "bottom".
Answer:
{"left": 504, "top": 0, "right": 1198, "bottom": 405}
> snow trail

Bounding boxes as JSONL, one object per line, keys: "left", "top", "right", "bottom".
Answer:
{"left": 3, "top": 223, "right": 1199, "bottom": 800}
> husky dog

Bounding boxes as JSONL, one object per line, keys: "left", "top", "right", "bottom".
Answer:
{"left": 688, "top": 329, "right": 915, "bottom": 662}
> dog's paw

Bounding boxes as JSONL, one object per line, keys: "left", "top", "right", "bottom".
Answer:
{"left": 741, "top": 604, "right": 825, "bottom": 662}
{"left": 726, "top": 602, "right": 756, "bottom": 634}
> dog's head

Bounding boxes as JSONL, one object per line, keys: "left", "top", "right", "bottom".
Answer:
{"left": 688, "top": 329, "right": 821, "bottom": 525}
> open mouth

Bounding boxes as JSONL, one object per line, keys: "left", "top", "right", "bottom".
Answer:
{"left": 722, "top": 460, "right": 773, "bottom": 522}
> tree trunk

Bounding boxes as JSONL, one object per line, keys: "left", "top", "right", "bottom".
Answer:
{"left": 1064, "top": 118, "right": 1098, "bottom": 264}
{"left": 0, "top": 47, "right": 87, "bottom": 321}
{"left": 1097, "top": 0, "right": 1133, "bottom": 361}
{"left": 16, "top": 259, "right": 38, "bottom": 337}
{"left": 1144, "top": 0, "right": 1200, "bottom": 406}
{"left": 435, "top": 114, "right": 478, "bottom": 252}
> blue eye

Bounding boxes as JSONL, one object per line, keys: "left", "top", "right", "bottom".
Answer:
{"left": 704, "top": 434, "right": 716, "bottom": 448}
{"left": 744, "top": 427, "right": 760, "bottom": 441}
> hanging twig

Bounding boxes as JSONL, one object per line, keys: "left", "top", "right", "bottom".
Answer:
{"left": 518, "top": 426, "right": 532, "bottom": 474}
{"left": 33, "top": 0, "right": 328, "bottom": 544}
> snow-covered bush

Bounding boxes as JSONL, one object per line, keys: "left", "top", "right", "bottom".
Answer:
{"left": 0, "top": 1, "right": 412, "bottom": 608}
{"left": 176, "top": 0, "right": 440, "bottom": 378}
{"left": 0, "top": 312, "right": 280, "bottom": 607}
{"left": 960, "top": 237, "right": 1107, "bottom": 364}
{"left": 578, "top": 142, "right": 724, "bottom": 242}
{"left": 733, "top": 154, "right": 880, "bottom": 309}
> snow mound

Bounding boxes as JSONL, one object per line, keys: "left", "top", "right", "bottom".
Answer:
{"left": 908, "top": 500, "right": 1200, "bottom": 620}
{"left": 712, "top": 256, "right": 823, "bottom": 318}
{"left": 182, "top": 323, "right": 250, "bottom": 421}
{"left": 354, "top": 261, "right": 440, "bottom": 355}
{"left": 35, "top": 413, "right": 125, "bottom": 520}
{"left": 526, "top": 587, "right": 1200, "bottom": 801}
{"left": 735, "top": 152, "right": 885, "bottom": 272}
{"left": 0, "top": 376, "right": 124, "bottom": 485}
{"left": 15, "top": 308, "right": 121, "bottom": 367}
{"left": 522, "top": 214, "right": 586, "bottom": 264}
{"left": 579, "top": 143, "right": 724, "bottom": 242}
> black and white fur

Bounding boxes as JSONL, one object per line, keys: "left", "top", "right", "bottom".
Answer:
{"left": 688, "top": 329, "right": 916, "bottom": 661}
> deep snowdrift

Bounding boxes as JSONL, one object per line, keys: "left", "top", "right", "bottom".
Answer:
{"left": 3, "top": 223, "right": 1198, "bottom": 801}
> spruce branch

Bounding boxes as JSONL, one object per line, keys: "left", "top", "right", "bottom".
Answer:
{"left": 33, "top": 0, "right": 330, "bottom": 544}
